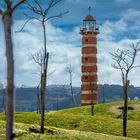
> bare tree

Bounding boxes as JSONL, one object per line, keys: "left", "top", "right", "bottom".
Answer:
{"left": 66, "top": 64, "right": 76, "bottom": 107}
{"left": 18, "top": 0, "right": 68, "bottom": 133}
{"left": 36, "top": 81, "right": 41, "bottom": 114}
{"left": 110, "top": 41, "right": 140, "bottom": 137}
{"left": 0, "top": 1, "right": 26, "bottom": 140}
{"left": 31, "top": 48, "right": 49, "bottom": 133}
{"left": 91, "top": 82, "right": 94, "bottom": 116}
{"left": 102, "top": 80, "right": 106, "bottom": 104}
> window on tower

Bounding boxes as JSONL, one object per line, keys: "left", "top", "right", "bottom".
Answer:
{"left": 85, "top": 76, "right": 88, "bottom": 79}
{"left": 86, "top": 39, "right": 88, "bottom": 42}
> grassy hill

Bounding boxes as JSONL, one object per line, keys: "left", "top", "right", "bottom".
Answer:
{"left": 0, "top": 100, "right": 140, "bottom": 140}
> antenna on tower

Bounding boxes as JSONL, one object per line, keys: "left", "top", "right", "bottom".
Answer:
{"left": 88, "top": 6, "right": 91, "bottom": 15}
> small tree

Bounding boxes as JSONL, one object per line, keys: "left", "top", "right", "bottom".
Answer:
{"left": 18, "top": 0, "right": 68, "bottom": 133}
{"left": 102, "top": 80, "right": 106, "bottom": 104}
{"left": 0, "top": 1, "right": 26, "bottom": 139}
{"left": 111, "top": 41, "right": 140, "bottom": 137}
{"left": 66, "top": 64, "right": 76, "bottom": 107}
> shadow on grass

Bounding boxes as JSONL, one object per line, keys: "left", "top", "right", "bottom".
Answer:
{"left": 29, "top": 127, "right": 59, "bottom": 135}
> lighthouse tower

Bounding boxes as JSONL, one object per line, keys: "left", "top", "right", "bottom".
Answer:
{"left": 80, "top": 9, "right": 99, "bottom": 105}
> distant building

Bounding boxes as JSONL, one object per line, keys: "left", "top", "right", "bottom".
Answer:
{"left": 20, "top": 84, "right": 28, "bottom": 88}
{"left": 134, "top": 96, "right": 139, "bottom": 100}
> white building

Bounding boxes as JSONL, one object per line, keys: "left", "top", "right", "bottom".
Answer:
{"left": 134, "top": 96, "right": 139, "bottom": 100}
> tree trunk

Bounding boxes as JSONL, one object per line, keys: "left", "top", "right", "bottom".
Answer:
{"left": 40, "top": 72, "right": 45, "bottom": 133}
{"left": 2, "top": 14, "right": 15, "bottom": 140}
{"left": 102, "top": 84, "right": 105, "bottom": 103}
{"left": 123, "top": 80, "right": 129, "bottom": 137}
{"left": 91, "top": 82, "right": 94, "bottom": 116}
{"left": 36, "top": 86, "right": 40, "bottom": 114}
{"left": 40, "top": 53, "right": 49, "bottom": 133}
{"left": 70, "top": 72, "right": 76, "bottom": 107}
{"left": 70, "top": 83, "right": 76, "bottom": 107}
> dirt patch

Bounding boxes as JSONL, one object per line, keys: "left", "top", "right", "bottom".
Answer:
{"left": 110, "top": 105, "right": 123, "bottom": 115}
{"left": 110, "top": 104, "right": 140, "bottom": 115}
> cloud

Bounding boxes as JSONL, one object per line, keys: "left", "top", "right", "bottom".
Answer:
{"left": 115, "top": 0, "right": 131, "bottom": 4}
{"left": 99, "top": 20, "right": 127, "bottom": 41}
{"left": 97, "top": 8, "right": 140, "bottom": 86}
{"left": 121, "top": 9, "right": 140, "bottom": 20}
{"left": 0, "top": 19, "right": 82, "bottom": 87}
{"left": 99, "top": 8, "right": 140, "bottom": 42}
{"left": 120, "top": 9, "right": 140, "bottom": 33}
{"left": 0, "top": 3, "right": 140, "bottom": 87}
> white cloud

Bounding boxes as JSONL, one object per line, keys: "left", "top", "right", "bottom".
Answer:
{"left": 98, "top": 38, "right": 140, "bottom": 86}
{"left": 97, "top": 8, "right": 140, "bottom": 86}
{"left": 120, "top": 9, "right": 140, "bottom": 31}
{"left": 0, "top": 7, "right": 140, "bottom": 87}
{"left": 115, "top": 0, "right": 131, "bottom": 4}
{"left": 0, "top": 19, "right": 82, "bottom": 87}
{"left": 121, "top": 9, "right": 140, "bottom": 20}
{"left": 99, "top": 19, "right": 128, "bottom": 41}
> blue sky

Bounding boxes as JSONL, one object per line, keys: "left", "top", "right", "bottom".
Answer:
{"left": 0, "top": 0, "right": 140, "bottom": 87}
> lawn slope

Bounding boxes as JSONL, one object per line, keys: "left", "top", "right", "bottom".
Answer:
{"left": 0, "top": 100, "right": 140, "bottom": 140}
{"left": 0, "top": 121, "right": 136, "bottom": 140}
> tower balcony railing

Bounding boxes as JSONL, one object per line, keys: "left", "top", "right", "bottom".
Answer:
{"left": 80, "top": 26, "right": 99, "bottom": 34}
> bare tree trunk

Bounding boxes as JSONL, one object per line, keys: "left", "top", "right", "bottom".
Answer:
{"left": 91, "top": 82, "right": 94, "bottom": 116}
{"left": 69, "top": 69, "right": 76, "bottom": 107}
{"left": 36, "top": 86, "right": 40, "bottom": 114}
{"left": 123, "top": 80, "right": 129, "bottom": 137}
{"left": 40, "top": 72, "right": 45, "bottom": 133}
{"left": 102, "top": 84, "right": 105, "bottom": 104}
{"left": 40, "top": 53, "right": 49, "bottom": 133}
{"left": 2, "top": 14, "right": 15, "bottom": 140}
{"left": 70, "top": 83, "right": 76, "bottom": 107}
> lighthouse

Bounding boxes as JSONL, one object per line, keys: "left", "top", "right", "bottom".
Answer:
{"left": 80, "top": 8, "right": 99, "bottom": 105}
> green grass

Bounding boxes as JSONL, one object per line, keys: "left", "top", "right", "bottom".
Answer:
{"left": 0, "top": 100, "right": 140, "bottom": 140}
{"left": 0, "top": 121, "right": 135, "bottom": 140}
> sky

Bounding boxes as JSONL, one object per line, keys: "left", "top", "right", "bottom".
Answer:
{"left": 0, "top": 0, "right": 140, "bottom": 87}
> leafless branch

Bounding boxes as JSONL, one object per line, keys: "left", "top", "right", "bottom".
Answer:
{"left": 16, "top": 17, "right": 35, "bottom": 32}
{"left": 45, "top": 11, "right": 69, "bottom": 21}
{"left": 66, "top": 64, "right": 73, "bottom": 74}
{"left": 111, "top": 41, "right": 140, "bottom": 78}
{"left": 26, "top": 1, "right": 42, "bottom": 15}
{"left": 127, "top": 42, "right": 140, "bottom": 72}
{"left": 18, "top": 0, "right": 68, "bottom": 33}
{"left": 12, "top": 0, "right": 27, "bottom": 13}
{"left": 0, "top": 8, "right": 3, "bottom": 15}
{"left": 3, "top": 0, "right": 12, "bottom": 6}
{"left": 31, "top": 50, "right": 45, "bottom": 67}
{"left": 16, "top": 13, "right": 41, "bottom": 32}
{"left": 131, "top": 65, "right": 140, "bottom": 69}
{"left": 34, "top": 0, "right": 43, "bottom": 15}
{"left": 47, "top": 69, "right": 56, "bottom": 77}
{"left": 44, "top": 0, "right": 62, "bottom": 16}
{"left": 31, "top": 71, "right": 41, "bottom": 77}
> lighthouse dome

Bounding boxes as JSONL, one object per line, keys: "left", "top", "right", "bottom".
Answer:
{"left": 84, "top": 15, "right": 96, "bottom": 21}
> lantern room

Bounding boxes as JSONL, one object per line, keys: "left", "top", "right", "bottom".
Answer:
{"left": 80, "top": 14, "right": 99, "bottom": 34}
